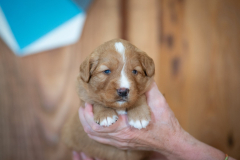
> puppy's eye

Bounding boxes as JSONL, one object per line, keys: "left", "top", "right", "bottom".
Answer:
{"left": 103, "top": 69, "right": 111, "bottom": 74}
{"left": 132, "top": 70, "right": 138, "bottom": 75}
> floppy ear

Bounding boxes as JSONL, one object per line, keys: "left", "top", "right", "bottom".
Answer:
{"left": 79, "top": 55, "right": 98, "bottom": 83}
{"left": 139, "top": 52, "right": 155, "bottom": 77}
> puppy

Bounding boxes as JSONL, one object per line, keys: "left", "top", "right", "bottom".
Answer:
{"left": 62, "top": 39, "right": 155, "bottom": 160}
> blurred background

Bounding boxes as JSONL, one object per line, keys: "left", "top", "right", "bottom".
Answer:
{"left": 0, "top": 0, "right": 240, "bottom": 159}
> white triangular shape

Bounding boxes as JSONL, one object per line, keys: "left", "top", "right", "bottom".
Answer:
{"left": 21, "top": 13, "right": 86, "bottom": 56}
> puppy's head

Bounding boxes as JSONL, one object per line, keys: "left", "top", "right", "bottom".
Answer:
{"left": 78, "top": 39, "right": 155, "bottom": 109}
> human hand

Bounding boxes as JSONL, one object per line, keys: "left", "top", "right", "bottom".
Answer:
{"left": 72, "top": 151, "right": 165, "bottom": 160}
{"left": 72, "top": 151, "right": 102, "bottom": 160}
{"left": 79, "top": 82, "right": 183, "bottom": 154}
{"left": 78, "top": 81, "right": 233, "bottom": 160}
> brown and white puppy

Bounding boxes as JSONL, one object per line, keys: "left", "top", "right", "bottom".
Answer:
{"left": 62, "top": 39, "right": 155, "bottom": 160}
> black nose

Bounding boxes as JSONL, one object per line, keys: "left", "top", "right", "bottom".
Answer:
{"left": 117, "top": 88, "right": 129, "bottom": 97}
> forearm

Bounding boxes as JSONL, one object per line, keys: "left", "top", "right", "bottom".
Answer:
{"left": 79, "top": 83, "right": 236, "bottom": 160}
{"left": 170, "top": 130, "right": 225, "bottom": 160}
{"left": 151, "top": 129, "right": 235, "bottom": 160}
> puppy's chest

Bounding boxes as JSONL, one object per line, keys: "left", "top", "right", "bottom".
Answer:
{"left": 116, "top": 109, "right": 127, "bottom": 115}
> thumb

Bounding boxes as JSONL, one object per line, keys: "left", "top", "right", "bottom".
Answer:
{"left": 85, "top": 102, "right": 93, "bottom": 116}
{"left": 145, "top": 82, "right": 164, "bottom": 105}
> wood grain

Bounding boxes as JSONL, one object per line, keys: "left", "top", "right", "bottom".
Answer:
{"left": 159, "top": 0, "right": 188, "bottom": 129}
{"left": 159, "top": 0, "right": 240, "bottom": 158}
{"left": 126, "top": 0, "right": 161, "bottom": 87}
{"left": 0, "top": 0, "right": 121, "bottom": 160}
{"left": 184, "top": 0, "right": 240, "bottom": 157}
{"left": 0, "top": 0, "right": 240, "bottom": 159}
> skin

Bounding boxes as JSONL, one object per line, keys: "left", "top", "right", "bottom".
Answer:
{"left": 74, "top": 82, "right": 236, "bottom": 160}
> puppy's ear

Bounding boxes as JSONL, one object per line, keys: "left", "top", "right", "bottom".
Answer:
{"left": 80, "top": 55, "right": 98, "bottom": 83}
{"left": 139, "top": 52, "right": 155, "bottom": 77}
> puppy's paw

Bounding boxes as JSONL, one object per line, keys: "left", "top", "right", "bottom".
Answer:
{"left": 127, "top": 103, "right": 151, "bottom": 130}
{"left": 129, "top": 119, "right": 150, "bottom": 129}
{"left": 94, "top": 109, "right": 118, "bottom": 127}
{"left": 98, "top": 115, "right": 118, "bottom": 127}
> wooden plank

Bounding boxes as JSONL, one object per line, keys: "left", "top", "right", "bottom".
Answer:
{"left": 160, "top": 0, "right": 240, "bottom": 158}
{"left": 126, "top": 0, "right": 161, "bottom": 87}
{"left": 184, "top": 0, "right": 240, "bottom": 158}
{"left": 158, "top": 0, "right": 188, "bottom": 130}
{"left": 1, "top": 0, "right": 240, "bottom": 159}
{"left": 0, "top": 0, "right": 121, "bottom": 160}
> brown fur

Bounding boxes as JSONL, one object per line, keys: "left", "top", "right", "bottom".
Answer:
{"left": 62, "top": 39, "right": 155, "bottom": 160}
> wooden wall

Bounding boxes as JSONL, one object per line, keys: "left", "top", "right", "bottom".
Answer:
{"left": 159, "top": 0, "right": 240, "bottom": 157}
{"left": 0, "top": 0, "right": 239, "bottom": 159}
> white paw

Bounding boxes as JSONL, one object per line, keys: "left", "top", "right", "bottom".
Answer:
{"left": 129, "top": 119, "right": 150, "bottom": 129}
{"left": 99, "top": 115, "right": 118, "bottom": 127}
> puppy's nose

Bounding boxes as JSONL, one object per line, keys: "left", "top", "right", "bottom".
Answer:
{"left": 117, "top": 88, "right": 129, "bottom": 97}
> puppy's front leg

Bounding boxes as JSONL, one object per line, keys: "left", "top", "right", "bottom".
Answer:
{"left": 127, "top": 95, "right": 151, "bottom": 129}
{"left": 93, "top": 104, "right": 118, "bottom": 127}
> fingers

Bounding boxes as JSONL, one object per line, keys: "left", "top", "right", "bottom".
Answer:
{"left": 79, "top": 107, "right": 94, "bottom": 134}
{"left": 80, "top": 152, "right": 94, "bottom": 160}
{"left": 145, "top": 81, "right": 163, "bottom": 100}
{"left": 87, "top": 134, "right": 111, "bottom": 144}
{"left": 79, "top": 105, "right": 111, "bottom": 135}
{"left": 73, "top": 151, "right": 100, "bottom": 160}
{"left": 73, "top": 151, "right": 82, "bottom": 160}
{"left": 82, "top": 103, "right": 128, "bottom": 133}
{"left": 145, "top": 81, "right": 167, "bottom": 110}
{"left": 87, "top": 134, "right": 130, "bottom": 150}
{"left": 78, "top": 106, "right": 106, "bottom": 136}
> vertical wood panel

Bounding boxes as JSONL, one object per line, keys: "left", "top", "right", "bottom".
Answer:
{"left": 159, "top": 0, "right": 188, "bottom": 129}
{"left": 1, "top": 0, "right": 240, "bottom": 159}
{"left": 185, "top": 0, "right": 240, "bottom": 157}
{"left": 0, "top": 1, "right": 121, "bottom": 160}
{"left": 126, "top": 0, "right": 161, "bottom": 87}
{"left": 160, "top": 0, "right": 240, "bottom": 158}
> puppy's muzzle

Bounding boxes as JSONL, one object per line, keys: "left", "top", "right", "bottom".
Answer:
{"left": 117, "top": 88, "right": 129, "bottom": 97}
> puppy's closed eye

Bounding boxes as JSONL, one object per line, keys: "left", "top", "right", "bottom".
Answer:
{"left": 97, "top": 65, "right": 111, "bottom": 74}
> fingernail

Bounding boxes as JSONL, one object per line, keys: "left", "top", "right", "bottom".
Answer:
{"left": 85, "top": 103, "right": 90, "bottom": 110}
{"left": 80, "top": 152, "right": 87, "bottom": 159}
{"left": 84, "top": 103, "right": 94, "bottom": 117}
{"left": 85, "top": 103, "right": 91, "bottom": 109}
{"left": 72, "top": 151, "right": 77, "bottom": 155}
{"left": 72, "top": 151, "right": 78, "bottom": 156}
{"left": 79, "top": 107, "right": 83, "bottom": 112}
